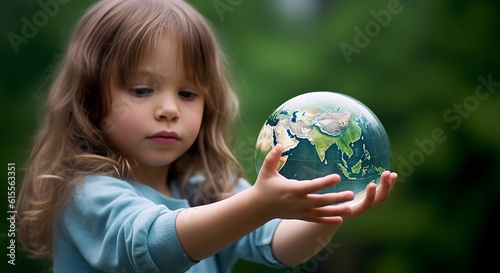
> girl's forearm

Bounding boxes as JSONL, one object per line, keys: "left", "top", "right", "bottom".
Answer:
{"left": 271, "top": 220, "right": 342, "bottom": 266}
{"left": 175, "top": 187, "right": 270, "bottom": 261}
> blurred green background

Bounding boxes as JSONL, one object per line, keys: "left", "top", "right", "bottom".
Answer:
{"left": 1, "top": 0, "right": 499, "bottom": 272}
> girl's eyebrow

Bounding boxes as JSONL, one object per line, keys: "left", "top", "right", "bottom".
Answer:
{"left": 137, "top": 67, "right": 198, "bottom": 86}
{"left": 137, "top": 68, "right": 166, "bottom": 81}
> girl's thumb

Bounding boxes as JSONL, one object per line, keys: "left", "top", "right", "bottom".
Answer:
{"left": 261, "top": 144, "right": 283, "bottom": 174}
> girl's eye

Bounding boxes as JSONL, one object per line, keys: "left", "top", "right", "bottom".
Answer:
{"left": 179, "top": 90, "right": 197, "bottom": 100}
{"left": 130, "top": 87, "right": 153, "bottom": 97}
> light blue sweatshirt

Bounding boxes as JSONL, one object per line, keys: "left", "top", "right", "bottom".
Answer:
{"left": 53, "top": 175, "right": 284, "bottom": 273}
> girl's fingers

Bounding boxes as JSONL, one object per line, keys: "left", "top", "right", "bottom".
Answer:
{"left": 260, "top": 144, "right": 283, "bottom": 175}
{"left": 373, "top": 171, "right": 396, "bottom": 204}
{"left": 307, "top": 191, "right": 354, "bottom": 207}
{"left": 301, "top": 216, "right": 344, "bottom": 224}
{"left": 347, "top": 171, "right": 398, "bottom": 217}
{"left": 261, "top": 144, "right": 344, "bottom": 194}
{"left": 295, "top": 174, "right": 342, "bottom": 194}
{"left": 303, "top": 204, "right": 352, "bottom": 223}
{"left": 308, "top": 204, "right": 351, "bottom": 216}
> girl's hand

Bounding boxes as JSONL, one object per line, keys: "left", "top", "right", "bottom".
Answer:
{"left": 252, "top": 144, "right": 354, "bottom": 224}
{"left": 340, "top": 170, "right": 398, "bottom": 221}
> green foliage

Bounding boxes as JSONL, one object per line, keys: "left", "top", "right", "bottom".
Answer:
{"left": 1, "top": 0, "right": 498, "bottom": 272}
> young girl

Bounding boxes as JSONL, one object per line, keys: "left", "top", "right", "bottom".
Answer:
{"left": 17, "top": 0, "right": 397, "bottom": 272}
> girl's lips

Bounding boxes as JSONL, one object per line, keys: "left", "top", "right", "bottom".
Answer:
{"left": 149, "top": 131, "right": 180, "bottom": 139}
{"left": 147, "top": 131, "right": 180, "bottom": 145}
{"left": 148, "top": 137, "right": 179, "bottom": 145}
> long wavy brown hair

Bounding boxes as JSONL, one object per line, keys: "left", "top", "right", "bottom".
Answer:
{"left": 17, "top": 0, "right": 242, "bottom": 258}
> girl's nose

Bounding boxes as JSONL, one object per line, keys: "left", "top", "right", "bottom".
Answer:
{"left": 155, "top": 94, "right": 179, "bottom": 121}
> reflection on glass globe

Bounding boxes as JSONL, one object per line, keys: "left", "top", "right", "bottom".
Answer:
{"left": 255, "top": 91, "right": 391, "bottom": 206}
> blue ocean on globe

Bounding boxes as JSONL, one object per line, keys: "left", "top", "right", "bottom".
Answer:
{"left": 255, "top": 91, "right": 391, "bottom": 205}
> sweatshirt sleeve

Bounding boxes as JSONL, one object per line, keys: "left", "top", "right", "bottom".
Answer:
{"left": 58, "top": 175, "right": 197, "bottom": 273}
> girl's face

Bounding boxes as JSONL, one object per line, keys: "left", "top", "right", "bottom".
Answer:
{"left": 102, "top": 35, "right": 205, "bottom": 175}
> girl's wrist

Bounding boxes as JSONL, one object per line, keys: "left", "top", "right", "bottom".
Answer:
{"left": 243, "top": 186, "right": 276, "bottom": 223}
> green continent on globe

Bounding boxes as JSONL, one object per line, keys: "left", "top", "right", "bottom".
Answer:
{"left": 255, "top": 91, "right": 391, "bottom": 196}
